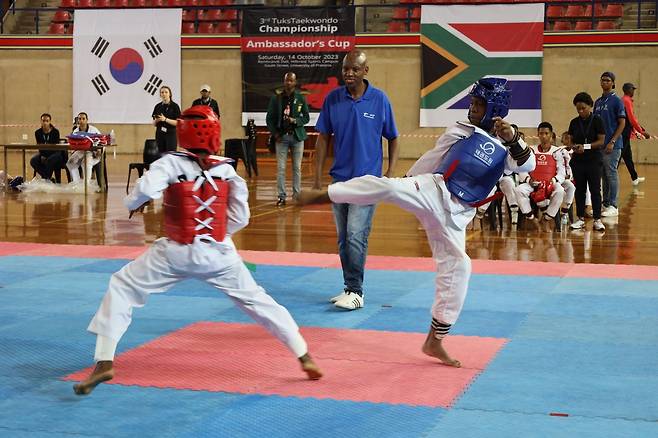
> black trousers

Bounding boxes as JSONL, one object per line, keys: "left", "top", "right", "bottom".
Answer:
{"left": 571, "top": 158, "right": 602, "bottom": 220}
{"left": 155, "top": 131, "right": 177, "bottom": 153}
{"left": 30, "top": 152, "right": 66, "bottom": 180}
{"left": 619, "top": 135, "right": 638, "bottom": 181}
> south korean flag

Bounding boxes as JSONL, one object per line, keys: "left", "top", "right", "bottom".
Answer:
{"left": 73, "top": 9, "right": 181, "bottom": 124}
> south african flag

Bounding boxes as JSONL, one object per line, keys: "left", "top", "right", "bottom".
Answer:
{"left": 420, "top": 3, "right": 544, "bottom": 128}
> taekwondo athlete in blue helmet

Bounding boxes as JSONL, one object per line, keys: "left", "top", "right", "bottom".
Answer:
{"left": 298, "top": 77, "right": 535, "bottom": 367}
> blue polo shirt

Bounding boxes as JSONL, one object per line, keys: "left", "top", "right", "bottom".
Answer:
{"left": 316, "top": 80, "right": 398, "bottom": 182}
{"left": 594, "top": 91, "right": 626, "bottom": 150}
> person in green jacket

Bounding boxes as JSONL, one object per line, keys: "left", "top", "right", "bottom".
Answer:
{"left": 266, "top": 72, "right": 310, "bottom": 205}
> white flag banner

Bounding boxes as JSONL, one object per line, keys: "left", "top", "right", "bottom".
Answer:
{"left": 73, "top": 9, "right": 181, "bottom": 124}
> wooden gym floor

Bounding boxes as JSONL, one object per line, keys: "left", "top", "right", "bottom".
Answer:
{"left": 1, "top": 151, "right": 657, "bottom": 265}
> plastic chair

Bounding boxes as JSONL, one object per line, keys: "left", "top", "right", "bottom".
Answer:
{"left": 565, "top": 5, "right": 585, "bottom": 18}
{"left": 410, "top": 21, "right": 420, "bottom": 32}
{"left": 552, "top": 20, "right": 572, "bottom": 31}
{"left": 113, "top": 0, "right": 129, "bottom": 6}
{"left": 150, "top": 0, "right": 165, "bottom": 6}
{"left": 182, "top": 9, "right": 197, "bottom": 21}
{"left": 221, "top": 9, "right": 238, "bottom": 20}
{"left": 410, "top": 7, "right": 420, "bottom": 19}
{"left": 604, "top": 4, "right": 623, "bottom": 18}
{"left": 387, "top": 20, "right": 405, "bottom": 33}
{"left": 392, "top": 7, "right": 408, "bottom": 19}
{"left": 126, "top": 139, "right": 160, "bottom": 194}
{"left": 215, "top": 21, "right": 235, "bottom": 33}
{"left": 224, "top": 138, "right": 251, "bottom": 177}
{"left": 77, "top": 0, "right": 93, "bottom": 7}
{"left": 53, "top": 10, "right": 71, "bottom": 22}
{"left": 181, "top": 21, "right": 195, "bottom": 33}
{"left": 596, "top": 20, "right": 616, "bottom": 30}
{"left": 166, "top": 0, "right": 181, "bottom": 5}
{"left": 60, "top": 0, "right": 75, "bottom": 7}
{"left": 575, "top": 20, "right": 593, "bottom": 30}
{"left": 203, "top": 9, "right": 221, "bottom": 21}
{"left": 197, "top": 22, "right": 214, "bottom": 33}
{"left": 95, "top": 0, "right": 111, "bottom": 7}
{"left": 583, "top": 4, "right": 604, "bottom": 18}
{"left": 546, "top": 5, "right": 564, "bottom": 19}
{"left": 131, "top": 0, "right": 146, "bottom": 7}
{"left": 48, "top": 23, "right": 66, "bottom": 34}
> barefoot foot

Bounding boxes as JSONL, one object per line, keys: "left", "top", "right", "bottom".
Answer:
{"left": 299, "top": 354, "right": 323, "bottom": 380}
{"left": 73, "top": 360, "right": 115, "bottom": 395}
{"left": 422, "top": 333, "right": 461, "bottom": 368}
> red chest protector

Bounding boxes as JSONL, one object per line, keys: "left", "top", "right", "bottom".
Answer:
{"left": 530, "top": 150, "right": 558, "bottom": 183}
{"left": 163, "top": 172, "right": 230, "bottom": 244}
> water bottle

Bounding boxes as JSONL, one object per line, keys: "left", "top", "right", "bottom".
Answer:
{"left": 561, "top": 213, "right": 568, "bottom": 229}
{"left": 109, "top": 129, "right": 116, "bottom": 145}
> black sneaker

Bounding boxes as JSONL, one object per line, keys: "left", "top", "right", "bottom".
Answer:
{"left": 276, "top": 198, "right": 286, "bottom": 206}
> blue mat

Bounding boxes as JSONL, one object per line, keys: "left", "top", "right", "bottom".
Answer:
{"left": 1, "top": 255, "right": 657, "bottom": 437}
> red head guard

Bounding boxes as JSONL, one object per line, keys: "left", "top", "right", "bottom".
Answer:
{"left": 177, "top": 105, "right": 221, "bottom": 154}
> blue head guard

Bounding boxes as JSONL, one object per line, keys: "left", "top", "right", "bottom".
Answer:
{"left": 468, "top": 77, "right": 512, "bottom": 132}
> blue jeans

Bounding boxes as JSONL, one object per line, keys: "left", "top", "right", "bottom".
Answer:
{"left": 332, "top": 201, "right": 375, "bottom": 294}
{"left": 602, "top": 148, "right": 622, "bottom": 208}
{"left": 275, "top": 134, "right": 304, "bottom": 200}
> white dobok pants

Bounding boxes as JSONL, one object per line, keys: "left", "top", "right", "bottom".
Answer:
{"left": 516, "top": 182, "right": 565, "bottom": 218}
{"left": 88, "top": 237, "right": 308, "bottom": 358}
{"left": 67, "top": 150, "right": 100, "bottom": 183}
{"left": 328, "top": 174, "right": 474, "bottom": 325}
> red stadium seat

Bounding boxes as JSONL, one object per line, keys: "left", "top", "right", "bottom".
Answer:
{"left": 546, "top": 5, "right": 564, "bottom": 19}
{"left": 583, "top": 4, "right": 604, "bottom": 17}
{"left": 564, "top": 5, "right": 585, "bottom": 18}
{"left": 53, "top": 10, "right": 71, "bottom": 22}
{"left": 197, "top": 22, "right": 214, "bottom": 33}
{"left": 167, "top": 0, "right": 181, "bottom": 5}
{"left": 410, "top": 21, "right": 420, "bottom": 32}
{"left": 216, "top": 0, "right": 232, "bottom": 4}
{"left": 574, "top": 20, "right": 593, "bottom": 30}
{"left": 203, "top": 9, "right": 221, "bottom": 21}
{"left": 113, "top": 0, "right": 129, "bottom": 7}
{"left": 392, "top": 7, "right": 409, "bottom": 20}
{"left": 222, "top": 9, "right": 238, "bottom": 21}
{"left": 95, "top": 0, "right": 111, "bottom": 7}
{"left": 131, "top": 0, "right": 146, "bottom": 6}
{"left": 181, "top": 22, "right": 195, "bottom": 33}
{"left": 410, "top": 7, "right": 420, "bottom": 19}
{"left": 60, "top": 0, "right": 75, "bottom": 7}
{"left": 199, "top": 0, "right": 216, "bottom": 6}
{"left": 386, "top": 21, "right": 405, "bottom": 33}
{"left": 48, "top": 23, "right": 66, "bottom": 34}
{"left": 215, "top": 21, "right": 235, "bottom": 33}
{"left": 77, "top": 0, "right": 93, "bottom": 7}
{"left": 150, "top": 0, "right": 165, "bottom": 6}
{"left": 552, "top": 20, "right": 572, "bottom": 31}
{"left": 596, "top": 20, "right": 616, "bottom": 30}
{"left": 604, "top": 4, "right": 624, "bottom": 18}
{"left": 181, "top": 0, "right": 197, "bottom": 5}
{"left": 182, "top": 9, "right": 197, "bottom": 21}
{"left": 66, "top": 24, "right": 74, "bottom": 34}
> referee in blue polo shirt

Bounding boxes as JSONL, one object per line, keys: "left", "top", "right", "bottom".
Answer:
{"left": 313, "top": 49, "right": 399, "bottom": 311}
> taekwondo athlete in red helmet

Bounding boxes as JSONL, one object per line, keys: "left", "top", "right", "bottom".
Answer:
{"left": 73, "top": 106, "right": 322, "bottom": 396}
{"left": 298, "top": 78, "right": 535, "bottom": 367}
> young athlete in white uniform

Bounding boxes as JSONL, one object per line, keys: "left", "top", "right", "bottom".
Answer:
{"left": 74, "top": 106, "right": 321, "bottom": 395}
{"left": 515, "top": 122, "right": 566, "bottom": 222}
{"left": 299, "top": 78, "right": 535, "bottom": 367}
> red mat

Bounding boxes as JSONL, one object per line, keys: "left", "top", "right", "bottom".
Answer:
{"left": 64, "top": 322, "right": 506, "bottom": 407}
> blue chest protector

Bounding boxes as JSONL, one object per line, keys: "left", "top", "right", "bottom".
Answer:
{"left": 436, "top": 126, "right": 507, "bottom": 205}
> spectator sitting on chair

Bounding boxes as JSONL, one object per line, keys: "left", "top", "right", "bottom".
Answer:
{"left": 31, "top": 113, "right": 63, "bottom": 182}
{"left": 266, "top": 72, "right": 310, "bottom": 205}
{"left": 192, "top": 84, "right": 220, "bottom": 118}
{"left": 514, "top": 122, "right": 565, "bottom": 223}
{"left": 66, "top": 112, "right": 101, "bottom": 184}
